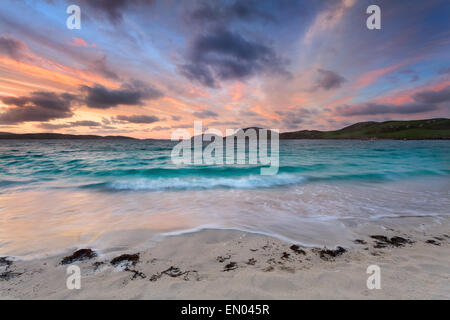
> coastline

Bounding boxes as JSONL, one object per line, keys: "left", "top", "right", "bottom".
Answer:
{"left": 1, "top": 118, "right": 449, "bottom": 140}
{"left": 1, "top": 216, "right": 449, "bottom": 299}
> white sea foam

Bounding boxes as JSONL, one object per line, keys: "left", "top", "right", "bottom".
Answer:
{"left": 108, "top": 174, "right": 307, "bottom": 191}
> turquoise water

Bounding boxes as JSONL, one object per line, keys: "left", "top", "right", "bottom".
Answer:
{"left": 0, "top": 139, "right": 449, "bottom": 258}
{"left": 1, "top": 139, "right": 449, "bottom": 192}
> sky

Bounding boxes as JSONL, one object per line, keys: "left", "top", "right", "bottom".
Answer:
{"left": 0, "top": 0, "right": 449, "bottom": 139}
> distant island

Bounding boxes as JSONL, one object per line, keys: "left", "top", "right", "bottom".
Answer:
{"left": 0, "top": 118, "right": 449, "bottom": 140}
{"left": 0, "top": 132, "right": 137, "bottom": 140}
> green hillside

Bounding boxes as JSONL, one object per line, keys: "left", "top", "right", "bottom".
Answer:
{"left": 280, "top": 118, "right": 450, "bottom": 140}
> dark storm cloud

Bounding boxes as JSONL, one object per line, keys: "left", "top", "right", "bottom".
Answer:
{"left": 336, "top": 102, "right": 438, "bottom": 116}
{"left": 0, "top": 92, "right": 75, "bottom": 124}
{"left": 38, "top": 120, "right": 102, "bottom": 130}
{"left": 413, "top": 86, "right": 450, "bottom": 104}
{"left": 0, "top": 34, "right": 27, "bottom": 61}
{"left": 116, "top": 115, "right": 160, "bottom": 124}
{"left": 180, "top": 28, "right": 288, "bottom": 88}
{"left": 314, "top": 69, "right": 346, "bottom": 90}
{"left": 80, "top": 82, "right": 163, "bottom": 109}
{"left": 192, "top": 110, "right": 218, "bottom": 119}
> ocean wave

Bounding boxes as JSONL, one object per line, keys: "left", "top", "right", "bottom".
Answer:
{"left": 83, "top": 174, "right": 308, "bottom": 191}
{"left": 308, "top": 169, "right": 450, "bottom": 182}
{"left": 67, "top": 164, "right": 450, "bottom": 179}
{"left": 76, "top": 167, "right": 450, "bottom": 192}
{"left": 90, "top": 165, "right": 271, "bottom": 178}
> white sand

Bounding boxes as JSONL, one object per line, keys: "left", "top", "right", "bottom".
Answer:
{"left": 1, "top": 216, "right": 449, "bottom": 299}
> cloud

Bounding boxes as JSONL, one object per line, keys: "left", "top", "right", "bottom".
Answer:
{"left": 410, "top": 75, "right": 419, "bottom": 82}
{"left": 101, "top": 117, "right": 112, "bottom": 125}
{"left": 303, "top": 0, "right": 356, "bottom": 44}
{"left": 67, "top": 120, "right": 102, "bottom": 127}
{"left": 413, "top": 86, "right": 450, "bottom": 104}
{"left": 89, "top": 55, "right": 119, "bottom": 80}
{"left": 68, "top": 37, "right": 97, "bottom": 48}
{"left": 170, "top": 123, "right": 193, "bottom": 129}
{"left": 38, "top": 120, "right": 102, "bottom": 130}
{"left": 189, "top": 1, "right": 275, "bottom": 25}
{"left": 0, "top": 81, "right": 164, "bottom": 125}
{"left": 0, "top": 92, "right": 75, "bottom": 124}
{"left": 76, "top": 0, "right": 154, "bottom": 23}
{"left": 0, "top": 34, "right": 28, "bottom": 61}
{"left": 334, "top": 86, "right": 450, "bottom": 117}
{"left": 314, "top": 69, "right": 346, "bottom": 90}
{"left": 437, "top": 67, "right": 450, "bottom": 75}
{"left": 180, "top": 28, "right": 288, "bottom": 88}
{"left": 181, "top": 63, "right": 217, "bottom": 88}
{"left": 239, "top": 110, "right": 260, "bottom": 117}
{"left": 151, "top": 126, "right": 170, "bottom": 131}
{"left": 336, "top": 102, "right": 438, "bottom": 116}
{"left": 80, "top": 82, "right": 163, "bottom": 109}
{"left": 116, "top": 115, "right": 160, "bottom": 124}
{"left": 276, "top": 108, "right": 319, "bottom": 129}
{"left": 192, "top": 110, "right": 218, "bottom": 119}
{"left": 398, "top": 69, "right": 419, "bottom": 83}
{"left": 208, "top": 120, "right": 240, "bottom": 126}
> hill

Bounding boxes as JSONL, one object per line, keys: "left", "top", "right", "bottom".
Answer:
{"left": 0, "top": 132, "right": 137, "bottom": 140}
{"left": 0, "top": 119, "right": 449, "bottom": 140}
{"left": 280, "top": 118, "right": 450, "bottom": 140}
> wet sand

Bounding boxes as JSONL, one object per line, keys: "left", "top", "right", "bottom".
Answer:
{"left": 1, "top": 216, "right": 449, "bottom": 299}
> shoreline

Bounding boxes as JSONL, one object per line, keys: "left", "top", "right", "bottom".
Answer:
{"left": 1, "top": 118, "right": 449, "bottom": 140}
{"left": 2, "top": 175, "right": 449, "bottom": 261}
{"left": 1, "top": 216, "right": 449, "bottom": 299}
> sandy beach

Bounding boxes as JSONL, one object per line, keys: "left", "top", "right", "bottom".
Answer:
{"left": 1, "top": 216, "right": 449, "bottom": 300}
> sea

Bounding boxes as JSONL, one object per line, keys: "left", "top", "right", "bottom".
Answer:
{"left": 0, "top": 139, "right": 449, "bottom": 258}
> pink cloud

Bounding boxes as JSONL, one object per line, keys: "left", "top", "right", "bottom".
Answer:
{"left": 375, "top": 80, "right": 450, "bottom": 105}
{"left": 354, "top": 63, "right": 404, "bottom": 90}
{"left": 68, "top": 37, "right": 97, "bottom": 48}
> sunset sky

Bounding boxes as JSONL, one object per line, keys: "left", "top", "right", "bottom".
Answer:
{"left": 0, "top": 0, "right": 449, "bottom": 138}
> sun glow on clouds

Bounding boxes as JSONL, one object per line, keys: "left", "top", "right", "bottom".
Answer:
{"left": 0, "top": 0, "right": 448, "bottom": 138}
{"left": 68, "top": 37, "right": 97, "bottom": 48}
